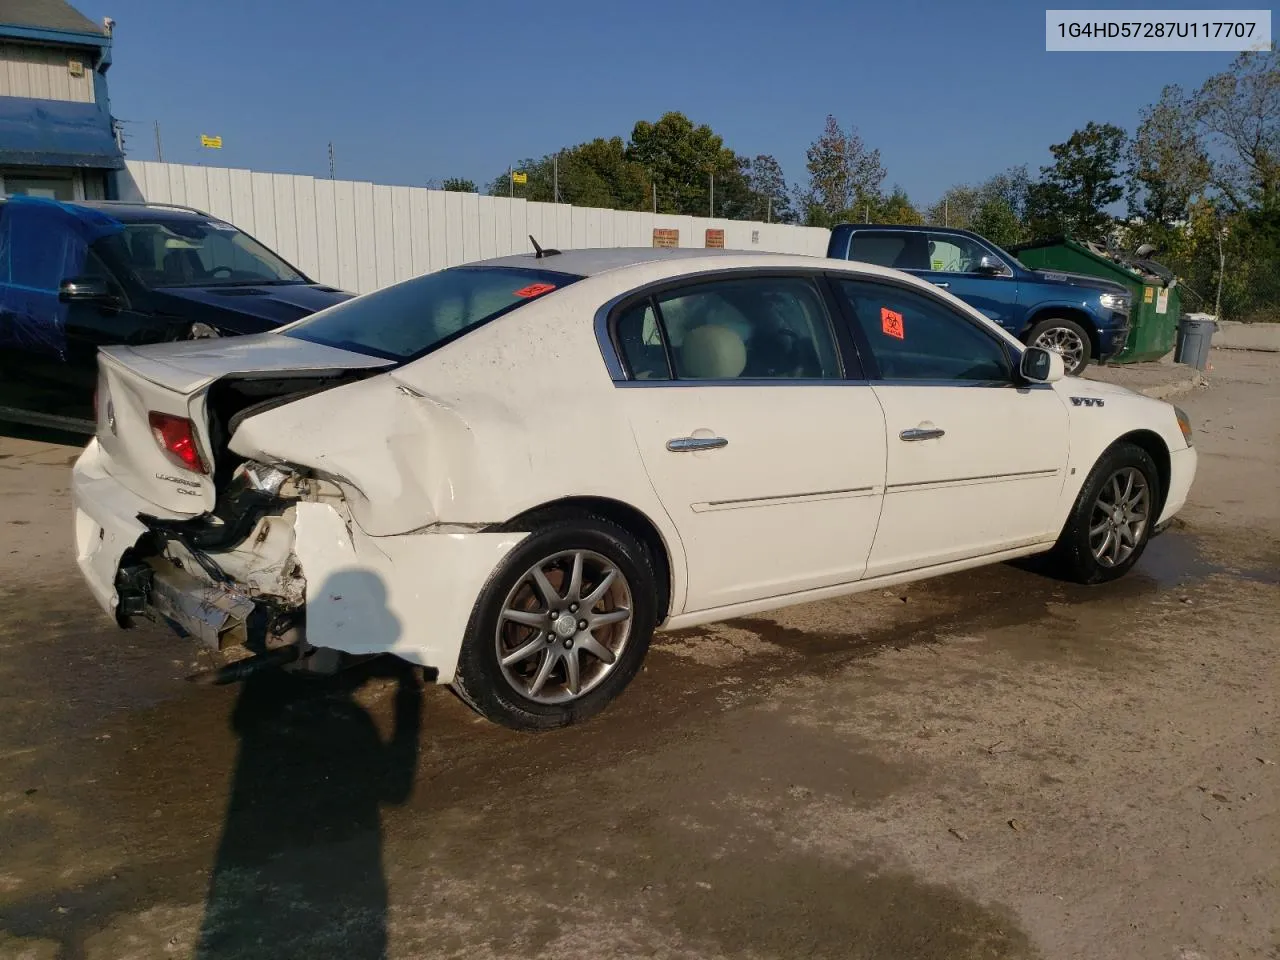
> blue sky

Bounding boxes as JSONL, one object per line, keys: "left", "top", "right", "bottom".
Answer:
{"left": 87, "top": 0, "right": 1245, "bottom": 205}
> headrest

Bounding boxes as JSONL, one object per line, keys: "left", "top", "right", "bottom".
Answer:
{"left": 680, "top": 324, "right": 747, "bottom": 379}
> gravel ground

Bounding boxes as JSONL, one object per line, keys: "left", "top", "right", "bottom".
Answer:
{"left": 0, "top": 350, "right": 1276, "bottom": 960}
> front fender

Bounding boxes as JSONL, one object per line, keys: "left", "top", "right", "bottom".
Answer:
{"left": 1049, "top": 379, "right": 1189, "bottom": 532}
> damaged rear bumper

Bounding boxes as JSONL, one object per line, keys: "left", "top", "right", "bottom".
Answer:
{"left": 72, "top": 438, "right": 525, "bottom": 682}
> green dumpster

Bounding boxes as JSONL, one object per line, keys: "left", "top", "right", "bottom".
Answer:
{"left": 1011, "top": 237, "right": 1180, "bottom": 363}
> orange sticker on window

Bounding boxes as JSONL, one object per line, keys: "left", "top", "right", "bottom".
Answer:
{"left": 514, "top": 282, "right": 556, "bottom": 298}
{"left": 880, "top": 306, "right": 905, "bottom": 339}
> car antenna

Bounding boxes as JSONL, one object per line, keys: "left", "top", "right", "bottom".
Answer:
{"left": 529, "top": 234, "right": 561, "bottom": 259}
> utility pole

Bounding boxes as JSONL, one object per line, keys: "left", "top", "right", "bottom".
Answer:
{"left": 767, "top": 196, "right": 772, "bottom": 223}
{"left": 509, "top": 165, "right": 513, "bottom": 199}
{"left": 709, "top": 172, "right": 714, "bottom": 218}
{"left": 652, "top": 181, "right": 657, "bottom": 213}
{"left": 865, "top": 204, "right": 871, "bottom": 223}
{"left": 328, "top": 142, "right": 335, "bottom": 180}
{"left": 553, "top": 152, "right": 559, "bottom": 204}
{"left": 944, "top": 197, "right": 949, "bottom": 227}
{"left": 153, "top": 121, "right": 163, "bottom": 162}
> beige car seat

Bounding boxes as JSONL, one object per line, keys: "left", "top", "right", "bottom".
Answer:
{"left": 679, "top": 324, "right": 747, "bottom": 379}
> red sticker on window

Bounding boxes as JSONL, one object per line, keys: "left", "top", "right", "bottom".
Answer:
{"left": 880, "top": 306, "right": 905, "bottom": 339}
{"left": 514, "top": 282, "right": 556, "bottom": 298}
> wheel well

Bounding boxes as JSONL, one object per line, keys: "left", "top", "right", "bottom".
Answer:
{"left": 496, "top": 497, "right": 674, "bottom": 621}
{"left": 1116, "top": 429, "right": 1171, "bottom": 515}
{"left": 1024, "top": 308, "right": 1099, "bottom": 359}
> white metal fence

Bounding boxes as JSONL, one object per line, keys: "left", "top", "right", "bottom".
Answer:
{"left": 117, "top": 161, "right": 831, "bottom": 295}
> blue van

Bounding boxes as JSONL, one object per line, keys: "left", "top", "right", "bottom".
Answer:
{"left": 827, "top": 224, "right": 1131, "bottom": 375}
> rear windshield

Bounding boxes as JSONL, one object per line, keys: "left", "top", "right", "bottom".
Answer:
{"left": 283, "top": 266, "right": 580, "bottom": 361}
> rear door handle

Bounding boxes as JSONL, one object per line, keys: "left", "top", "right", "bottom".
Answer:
{"left": 667, "top": 436, "right": 728, "bottom": 452}
{"left": 899, "top": 427, "right": 945, "bottom": 441}
{"left": 932, "top": 281, "right": 950, "bottom": 289}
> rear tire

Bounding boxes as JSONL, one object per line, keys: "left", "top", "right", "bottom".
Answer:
{"left": 451, "top": 516, "right": 657, "bottom": 731}
{"left": 1026, "top": 317, "right": 1092, "bottom": 376}
{"left": 1048, "top": 441, "right": 1160, "bottom": 584}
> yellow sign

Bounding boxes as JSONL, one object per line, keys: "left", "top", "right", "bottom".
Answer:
{"left": 512, "top": 171, "right": 528, "bottom": 184}
{"left": 705, "top": 228, "right": 724, "bottom": 249}
{"left": 1143, "top": 286, "right": 1154, "bottom": 303}
{"left": 200, "top": 135, "right": 222, "bottom": 149}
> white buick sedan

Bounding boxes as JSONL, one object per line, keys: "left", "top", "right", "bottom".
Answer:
{"left": 72, "top": 248, "right": 1197, "bottom": 729}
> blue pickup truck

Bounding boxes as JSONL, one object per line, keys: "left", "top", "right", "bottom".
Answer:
{"left": 826, "top": 224, "right": 1131, "bottom": 375}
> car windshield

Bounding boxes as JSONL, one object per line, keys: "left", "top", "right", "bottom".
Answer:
{"left": 283, "top": 265, "right": 580, "bottom": 361}
{"left": 109, "top": 219, "right": 306, "bottom": 287}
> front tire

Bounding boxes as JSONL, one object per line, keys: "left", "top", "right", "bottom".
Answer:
{"left": 452, "top": 516, "right": 657, "bottom": 731}
{"left": 1027, "top": 317, "right": 1092, "bottom": 376}
{"left": 1049, "top": 442, "right": 1160, "bottom": 584}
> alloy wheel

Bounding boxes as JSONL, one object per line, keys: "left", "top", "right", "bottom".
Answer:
{"left": 1089, "top": 467, "right": 1150, "bottom": 567}
{"left": 1034, "top": 326, "right": 1086, "bottom": 373}
{"left": 495, "top": 549, "right": 634, "bottom": 704}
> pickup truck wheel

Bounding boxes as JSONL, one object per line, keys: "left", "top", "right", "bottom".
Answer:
{"left": 452, "top": 516, "right": 657, "bottom": 731}
{"left": 1049, "top": 441, "right": 1160, "bottom": 584}
{"left": 1027, "top": 318, "right": 1091, "bottom": 376}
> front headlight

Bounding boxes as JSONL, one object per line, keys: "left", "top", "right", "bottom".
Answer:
{"left": 1174, "top": 406, "right": 1193, "bottom": 447}
{"left": 1099, "top": 293, "right": 1130, "bottom": 313}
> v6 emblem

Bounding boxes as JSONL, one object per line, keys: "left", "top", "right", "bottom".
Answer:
{"left": 1070, "top": 396, "right": 1105, "bottom": 408}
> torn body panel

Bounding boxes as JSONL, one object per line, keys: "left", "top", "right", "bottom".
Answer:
{"left": 293, "top": 501, "right": 525, "bottom": 679}
{"left": 73, "top": 436, "right": 524, "bottom": 679}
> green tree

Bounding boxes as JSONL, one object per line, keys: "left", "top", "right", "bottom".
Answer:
{"left": 440, "top": 177, "right": 477, "bottom": 193}
{"left": 926, "top": 167, "right": 1031, "bottom": 245}
{"left": 485, "top": 138, "right": 651, "bottom": 209}
{"left": 1127, "top": 85, "right": 1210, "bottom": 230}
{"left": 1193, "top": 49, "right": 1279, "bottom": 212}
{"left": 1026, "top": 122, "right": 1128, "bottom": 241}
{"left": 802, "top": 115, "right": 886, "bottom": 226}
{"left": 741, "top": 154, "right": 795, "bottom": 223}
{"left": 625, "top": 112, "right": 749, "bottom": 216}
{"left": 871, "top": 186, "right": 923, "bottom": 224}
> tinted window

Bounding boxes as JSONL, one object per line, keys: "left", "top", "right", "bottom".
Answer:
{"left": 616, "top": 299, "right": 671, "bottom": 380}
{"left": 846, "top": 231, "right": 928, "bottom": 271}
{"left": 108, "top": 219, "right": 305, "bottom": 287}
{"left": 927, "top": 233, "right": 1001, "bottom": 274}
{"left": 634, "top": 276, "right": 840, "bottom": 381}
{"left": 837, "top": 279, "right": 1012, "bottom": 382}
{"left": 286, "top": 266, "right": 577, "bottom": 361}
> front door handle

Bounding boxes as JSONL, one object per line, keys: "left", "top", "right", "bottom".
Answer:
{"left": 667, "top": 436, "right": 728, "bottom": 452}
{"left": 932, "top": 281, "right": 950, "bottom": 289}
{"left": 899, "top": 427, "right": 945, "bottom": 442}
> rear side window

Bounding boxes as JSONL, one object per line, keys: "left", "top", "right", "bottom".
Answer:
{"left": 284, "top": 266, "right": 579, "bottom": 361}
{"left": 846, "top": 231, "right": 928, "bottom": 271}
{"left": 615, "top": 275, "right": 842, "bottom": 381}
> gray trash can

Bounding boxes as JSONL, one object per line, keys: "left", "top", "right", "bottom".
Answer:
{"left": 1175, "top": 314, "right": 1216, "bottom": 370}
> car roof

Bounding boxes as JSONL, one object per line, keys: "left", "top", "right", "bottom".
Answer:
{"left": 66, "top": 201, "right": 217, "bottom": 224}
{"left": 833, "top": 223, "right": 985, "bottom": 239}
{"left": 478, "top": 246, "right": 795, "bottom": 277}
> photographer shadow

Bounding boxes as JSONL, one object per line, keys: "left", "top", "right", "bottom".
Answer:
{"left": 196, "top": 571, "right": 420, "bottom": 960}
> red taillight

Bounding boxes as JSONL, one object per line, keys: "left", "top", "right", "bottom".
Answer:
{"left": 148, "top": 412, "right": 207, "bottom": 474}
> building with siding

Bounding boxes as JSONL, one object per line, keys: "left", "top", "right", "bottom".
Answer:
{"left": 0, "top": 0, "right": 122, "bottom": 199}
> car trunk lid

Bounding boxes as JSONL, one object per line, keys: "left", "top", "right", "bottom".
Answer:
{"left": 94, "top": 334, "right": 393, "bottom": 516}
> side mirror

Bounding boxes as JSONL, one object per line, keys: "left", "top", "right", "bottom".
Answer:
{"left": 975, "top": 255, "right": 1010, "bottom": 277}
{"left": 1020, "top": 346, "right": 1065, "bottom": 384}
{"left": 59, "top": 277, "right": 115, "bottom": 304}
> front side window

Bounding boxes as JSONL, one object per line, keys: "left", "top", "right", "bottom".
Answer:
{"left": 106, "top": 219, "right": 306, "bottom": 288}
{"left": 837, "top": 279, "right": 1012, "bottom": 383}
{"left": 846, "top": 231, "right": 928, "bottom": 271}
{"left": 927, "top": 233, "right": 1005, "bottom": 275}
{"left": 615, "top": 276, "right": 842, "bottom": 382}
{"left": 286, "top": 266, "right": 577, "bottom": 361}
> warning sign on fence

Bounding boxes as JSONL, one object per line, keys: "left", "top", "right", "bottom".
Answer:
{"left": 705, "top": 228, "right": 724, "bottom": 248}
{"left": 652, "top": 228, "right": 679, "bottom": 248}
